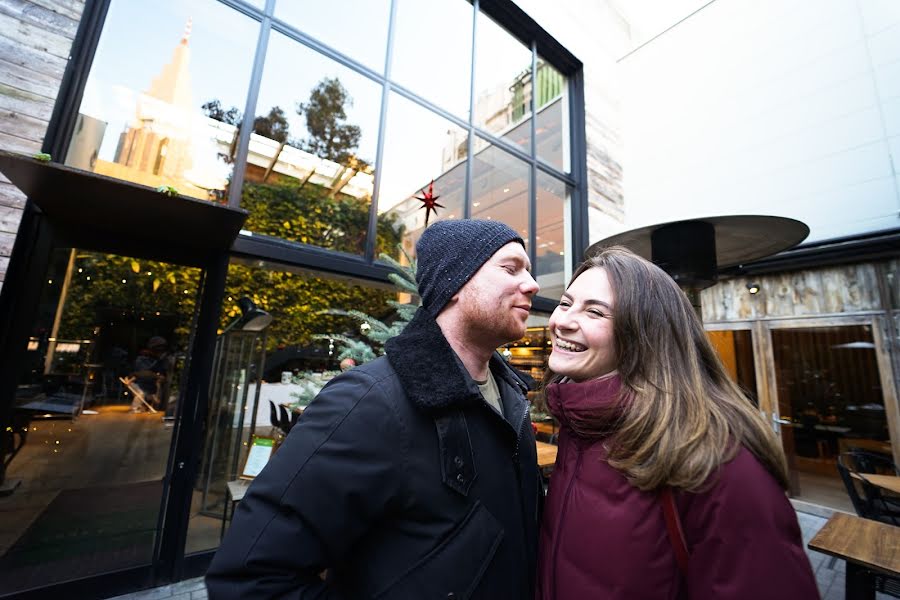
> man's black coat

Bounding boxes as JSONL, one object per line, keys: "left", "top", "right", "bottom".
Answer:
{"left": 206, "top": 310, "right": 542, "bottom": 599}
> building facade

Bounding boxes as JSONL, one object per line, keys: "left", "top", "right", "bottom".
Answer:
{"left": 0, "top": 0, "right": 598, "bottom": 597}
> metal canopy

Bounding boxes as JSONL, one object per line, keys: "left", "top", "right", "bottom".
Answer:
{"left": 586, "top": 215, "right": 810, "bottom": 270}
{"left": 0, "top": 150, "right": 248, "bottom": 266}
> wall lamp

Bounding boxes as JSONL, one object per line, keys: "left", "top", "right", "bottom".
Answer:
{"left": 746, "top": 283, "right": 761, "bottom": 295}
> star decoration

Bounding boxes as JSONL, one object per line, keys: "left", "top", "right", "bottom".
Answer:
{"left": 415, "top": 179, "right": 444, "bottom": 226}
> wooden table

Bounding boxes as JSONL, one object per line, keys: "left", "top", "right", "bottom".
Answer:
{"left": 536, "top": 441, "right": 558, "bottom": 469}
{"left": 534, "top": 421, "right": 557, "bottom": 436}
{"left": 221, "top": 479, "right": 252, "bottom": 540}
{"left": 852, "top": 472, "right": 900, "bottom": 495}
{"left": 808, "top": 512, "right": 900, "bottom": 599}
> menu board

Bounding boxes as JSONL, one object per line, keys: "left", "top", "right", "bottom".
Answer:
{"left": 241, "top": 436, "right": 275, "bottom": 479}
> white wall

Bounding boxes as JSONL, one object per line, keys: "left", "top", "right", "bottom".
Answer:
{"left": 620, "top": 0, "right": 900, "bottom": 243}
{"left": 513, "top": 0, "right": 632, "bottom": 243}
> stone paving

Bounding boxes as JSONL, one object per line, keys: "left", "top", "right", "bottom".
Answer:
{"left": 105, "top": 510, "right": 889, "bottom": 600}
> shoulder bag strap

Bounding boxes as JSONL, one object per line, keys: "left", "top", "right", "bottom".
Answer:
{"left": 660, "top": 487, "right": 690, "bottom": 575}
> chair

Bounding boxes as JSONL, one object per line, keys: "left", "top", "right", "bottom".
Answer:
{"left": 837, "top": 451, "right": 900, "bottom": 525}
{"left": 268, "top": 400, "right": 280, "bottom": 437}
{"left": 278, "top": 404, "right": 293, "bottom": 435}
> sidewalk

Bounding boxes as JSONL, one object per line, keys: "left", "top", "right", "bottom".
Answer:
{"left": 106, "top": 510, "right": 886, "bottom": 600}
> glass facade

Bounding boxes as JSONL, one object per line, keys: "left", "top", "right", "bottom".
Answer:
{"left": 0, "top": 0, "right": 583, "bottom": 595}
{"left": 0, "top": 248, "right": 199, "bottom": 596}
{"left": 63, "top": 0, "right": 578, "bottom": 300}
{"left": 185, "top": 258, "right": 409, "bottom": 553}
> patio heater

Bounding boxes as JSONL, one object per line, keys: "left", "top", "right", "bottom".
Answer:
{"left": 585, "top": 215, "right": 810, "bottom": 314}
{"left": 197, "top": 297, "right": 273, "bottom": 516}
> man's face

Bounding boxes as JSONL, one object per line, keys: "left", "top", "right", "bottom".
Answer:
{"left": 454, "top": 242, "right": 539, "bottom": 346}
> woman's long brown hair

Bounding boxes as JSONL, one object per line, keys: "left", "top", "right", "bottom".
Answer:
{"left": 543, "top": 246, "right": 789, "bottom": 492}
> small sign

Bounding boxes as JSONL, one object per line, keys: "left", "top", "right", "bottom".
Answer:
{"left": 240, "top": 436, "right": 275, "bottom": 479}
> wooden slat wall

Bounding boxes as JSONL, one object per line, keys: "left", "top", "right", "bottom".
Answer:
{"left": 0, "top": 0, "right": 85, "bottom": 292}
{"left": 701, "top": 263, "right": 883, "bottom": 322}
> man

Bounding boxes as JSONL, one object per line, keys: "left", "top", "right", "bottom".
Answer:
{"left": 129, "top": 336, "right": 172, "bottom": 413}
{"left": 207, "top": 219, "right": 542, "bottom": 599}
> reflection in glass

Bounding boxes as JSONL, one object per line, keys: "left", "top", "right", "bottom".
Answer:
{"left": 234, "top": 31, "right": 386, "bottom": 255}
{"left": 0, "top": 248, "right": 199, "bottom": 594}
{"left": 535, "top": 173, "right": 570, "bottom": 301}
{"left": 66, "top": 0, "right": 258, "bottom": 202}
{"left": 706, "top": 329, "right": 757, "bottom": 403}
{"left": 391, "top": 0, "right": 473, "bottom": 119}
{"left": 185, "top": 260, "right": 403, "bottom": 552}
{"left": 380, "top": 93, "right": 468, "bottom": 261}
{"left": 471, "top": 141, "right": 530, "bottom": 251}
{"left": 535, "top": 59, "right": 568, "bottom": 171}
{"left": 772, "top": 325, "right": 888, "bottom": 509}
{"left": 473, "top": 13, "right": 532, "bottom": 153}
{"left": 274, "top": 0, "right": 390, "bottom": 73}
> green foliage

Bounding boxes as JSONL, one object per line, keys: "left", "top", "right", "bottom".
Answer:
{"left": 58, "top": 254, "right": 201, "bottom": 341}
{"left": 156, "top": 185, "right": 179, "bottom": 196}
{"left": 315, "top": 245, "right": 419, "bottom": 363}
{"left": 33, "top": 152, "right": 52, "bottom": 162}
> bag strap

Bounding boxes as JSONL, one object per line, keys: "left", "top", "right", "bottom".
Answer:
{"left": 660, "top": 487, "right": 690, "bottom": 575}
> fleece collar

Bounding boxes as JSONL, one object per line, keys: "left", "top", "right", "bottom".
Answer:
{"left": 385, "top": 309, "right": 530, "bottom": 414}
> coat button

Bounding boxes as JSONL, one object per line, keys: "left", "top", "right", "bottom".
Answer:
{"left": 456, "top": 473, "right": 465, "bottom": 484}
{"left": 453, "top": 455, "right": 464, "bottom": 468}
{"left": 447, "top": 594, "right": 456, "bottom": 599}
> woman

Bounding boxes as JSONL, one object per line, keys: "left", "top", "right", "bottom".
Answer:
{"left": 537, "top": 247, "right": 818, "bottom": 600}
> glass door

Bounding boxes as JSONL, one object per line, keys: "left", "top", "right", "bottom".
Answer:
{"left": 0, "top": 248, "right": 201, "bottom": 595}
{"left": 768, "top": 322, "right": 893, "bottom": 510}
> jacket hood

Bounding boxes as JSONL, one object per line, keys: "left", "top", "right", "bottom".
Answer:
{"left": 385, "top": 308, "right": 530, "bottom": 414}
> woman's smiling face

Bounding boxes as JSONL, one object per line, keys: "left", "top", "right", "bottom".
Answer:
{"left": 547, "top": 267, "right": 617, "bottom": 381}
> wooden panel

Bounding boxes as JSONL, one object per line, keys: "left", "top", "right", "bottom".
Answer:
{"left": 702, "top": 264, "right": 882, "bottom": 322}
{"left": 0, "top": 204, "right": 22, "bottom": 234}
{"left": 0, "top": 130, "right": 40, "bottom": 154}
{"left": 0, "top": 108, "right": 50, "bottom": 140}
{"left": 21, "top": 0, "right": 84, "bottom": 22}
{"left": 0, "top": 35, "right": 66, "bottom": 78}
{"left": 0, "top": 54, "right": 63, "bottom": 99}
{"left": 0, "top": 81, "right": 55, "bottom": 121}
{"left": 0, "top": 0, "right": 80, "bottom": 38}
{"left": 873, "top": 316, "right": 900, "bottom": 468}
{"left": 0, "top": 181, "right": 26, "bottom": 209}
{"left": 0, "top": 12, "right": 75, "bottom": 59}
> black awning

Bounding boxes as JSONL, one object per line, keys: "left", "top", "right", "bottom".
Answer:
{"left": 0, "top": 150, "right": 248, "bottom": 265}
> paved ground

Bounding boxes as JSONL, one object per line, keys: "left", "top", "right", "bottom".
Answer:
{"left": 106, "top": 511, "right": 887, "bottom": 600}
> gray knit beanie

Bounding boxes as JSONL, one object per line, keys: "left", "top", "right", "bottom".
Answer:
{"left": 416, "top": 219, "right": 524, "bottom": 317}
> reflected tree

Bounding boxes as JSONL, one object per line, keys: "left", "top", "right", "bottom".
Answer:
{"left": 296, "top": 77, "right": 365, "bottom": 168}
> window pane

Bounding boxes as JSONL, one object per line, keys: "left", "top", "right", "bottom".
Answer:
{"left": 1, "top": 248, "right": 199, "bottom": 594}
{"left": 535, "top": 59, "right": 569, "bottom": 172}
{"left": 391, "top": 0, "right": 473, "bottom": 119}
{"left": 274, "top": 0, "right": 390, "bottom": 73}
{"left": 471, "top": 141, "right": 529, "bottom": 250}
{"left": 380, "top": 93, "right": 468, "bottom": 258}
{"left": 66, "top": 0, "right": 258, "bottom": 202}
{"left": 473, "top": 13, "right": 532, "bottom": 154}
{"left": 186, "top": 259, "right": 412, "bottom": 551}
{"left": 235, "top": 31, "right": 383, "bottom": 255}
{"left": 535, "top": 172, "right": 570, "bottom": 301}
{"left": 772, "top": 325, "right": 888, "bottom": 510}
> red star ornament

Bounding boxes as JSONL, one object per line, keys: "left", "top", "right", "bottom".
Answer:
{"left": 415, "top": 179, "right": 444, "bottom": 226}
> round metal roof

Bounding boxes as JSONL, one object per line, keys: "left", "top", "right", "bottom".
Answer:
{"left": 585, "top": 215, "right": 810, "bottom": 269}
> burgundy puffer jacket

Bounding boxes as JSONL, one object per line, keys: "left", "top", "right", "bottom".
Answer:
{"left": 537, "top": 376, "right": 819, "bottom": 600}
